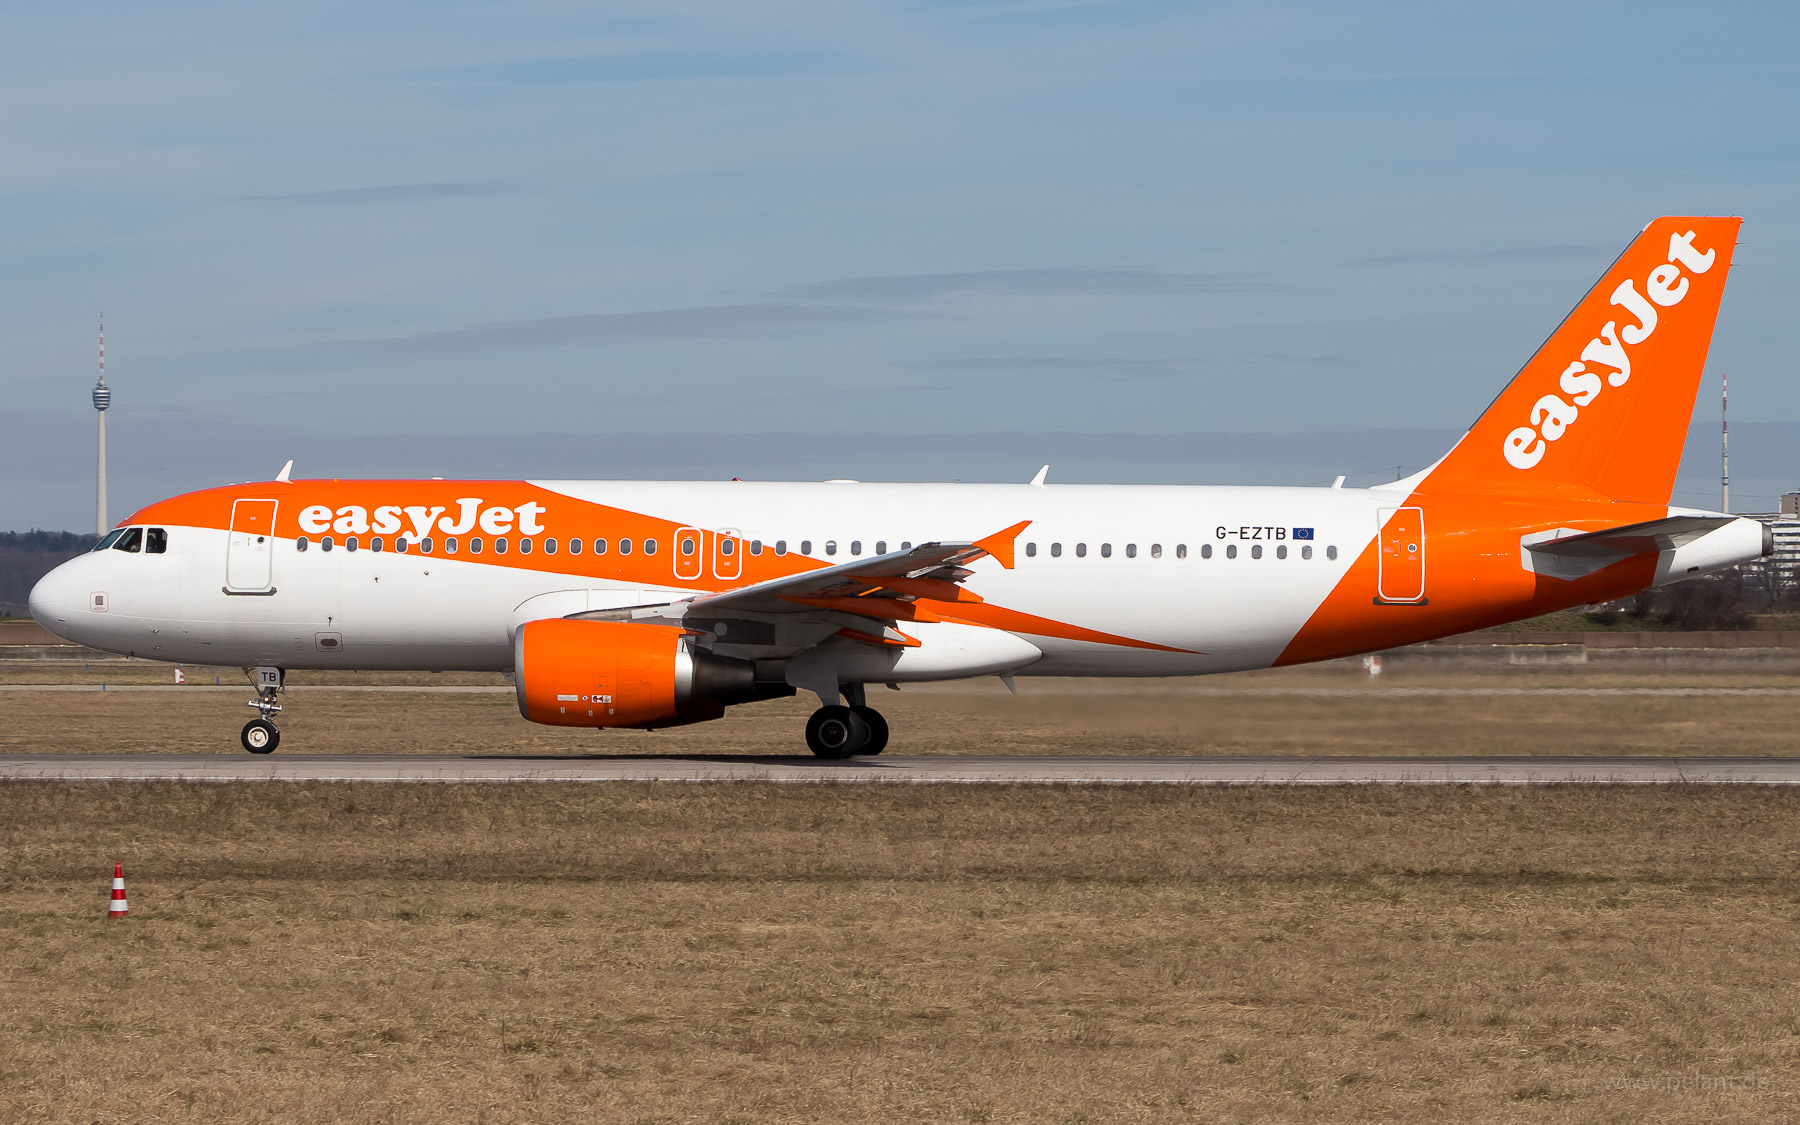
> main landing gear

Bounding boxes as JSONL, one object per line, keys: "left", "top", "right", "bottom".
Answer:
{"left": 241, "top": 666, "right": 283, "bottom": 754}
{"left": 804, "top": 684, "right": 889, "bottom": 759}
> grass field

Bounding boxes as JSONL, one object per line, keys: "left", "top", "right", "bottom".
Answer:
{"left": 3, "top": 658, "right": 1800, "bottom": 757}
{"left": 3, "top": 782, "right": 1799, "bottom": 1122}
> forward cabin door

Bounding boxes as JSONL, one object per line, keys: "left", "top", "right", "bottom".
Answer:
{"left": 226, "top": 499, "right": 279, "bottom": 593}
{"left": 1376, "top": 507, "right": 1425, "bottom": 603}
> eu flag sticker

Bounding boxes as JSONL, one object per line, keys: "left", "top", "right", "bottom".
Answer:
{"left": 1293, "top": 527, "right": 1315, "bottom": 540}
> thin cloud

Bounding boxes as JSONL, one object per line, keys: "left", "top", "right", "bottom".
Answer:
{"left": 915, "top": 352, "right": 1355, "bottom": 380}
{"left": 786, "top": 267, "right": 1277, "bottom": 303}
{"left": 409, "top": 50, "right": 842, "bottom": 84}
{"left": 238, "top": 182, "right": 520, "bottom": 207}
{"left": 1353, "top": 243, "right": 1610, "bottom": 267}
{"left": 331, "top": 302, "right": 933, "bottom": 357}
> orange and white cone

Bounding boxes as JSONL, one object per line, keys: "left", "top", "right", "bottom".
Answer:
{"left": 174, "top": 666, "right": 186, "bottom": 685}
{"left": 108, "top": 863, "right": 128, "bottom": 919}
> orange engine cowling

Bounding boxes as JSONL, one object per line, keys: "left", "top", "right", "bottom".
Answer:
{"left": 514, "top": 618, "right": 781, "bottom": 729}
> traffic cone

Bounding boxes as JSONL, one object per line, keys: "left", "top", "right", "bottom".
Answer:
{"left": 108, "top": 863, "right": 128, "bottom": 919}
{"left": 174, "top": 666, "right": 186, "bottom": 685}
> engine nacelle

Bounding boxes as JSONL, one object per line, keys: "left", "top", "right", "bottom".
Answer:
{"left": 514, "top": 618, "right": 784, "bottom": 729}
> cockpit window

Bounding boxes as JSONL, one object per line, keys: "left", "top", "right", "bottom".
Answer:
{"left": 113, "top": 528, "right": 143, "bottom": 553}
{"left": 94, "top": 529, "right": 126, "bottom": 551}
{"left": 146, "top": 528, "right": 168, "bottom": 554}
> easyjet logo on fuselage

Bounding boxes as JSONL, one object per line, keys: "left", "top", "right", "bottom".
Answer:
{"left": 298, "top": 499, "right": 548, "bottom": 539}
{"left": 1502, "top": 230, "right": 1717, "bottom": 470}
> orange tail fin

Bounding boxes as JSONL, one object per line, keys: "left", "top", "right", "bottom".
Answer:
{"left": 1418, "top": 216, "right": 1740, "bottom": 505}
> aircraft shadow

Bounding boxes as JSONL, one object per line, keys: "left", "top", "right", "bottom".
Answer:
{"left": 462, "top": 752, "right": 895, "bottom": 768}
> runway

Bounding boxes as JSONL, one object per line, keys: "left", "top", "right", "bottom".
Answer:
{"left": 5, "top": 754, "right": 1800, "bottom": 784}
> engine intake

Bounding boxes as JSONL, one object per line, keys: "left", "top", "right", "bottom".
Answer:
{"left": 514, "top": 618, "right": 786, "bottom": 729}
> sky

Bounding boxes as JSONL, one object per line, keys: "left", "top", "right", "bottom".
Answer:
{"left": 3, "top": 0, "right": 1798, "bottom": 529}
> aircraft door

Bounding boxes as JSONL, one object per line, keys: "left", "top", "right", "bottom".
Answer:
{"left": 1376, "top": 507, "right": 1425, "bottom": 603}
{"left": 226, "top": 499, "right": 279, "bottom": 593}
{"left": 674, "top": 527, "right": 704, "bottom": 582}
{"left": 713, "top": 528, "right": 742, "bottom": 581}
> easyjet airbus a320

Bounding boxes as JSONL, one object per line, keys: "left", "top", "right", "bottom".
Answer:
{"left": 29, "top": 216, "right": 1768, "bottom": 756}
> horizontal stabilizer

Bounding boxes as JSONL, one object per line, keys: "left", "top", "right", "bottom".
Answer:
{"left": 1529, "top": 515, "right": 1738, "bottom": 559}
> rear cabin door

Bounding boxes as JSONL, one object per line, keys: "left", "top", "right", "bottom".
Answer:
{"left": 226, "top": 499, "right": 278, "bottom": 592}
{"left": 1376, "top": 507, "right": 1425, "bottom": 603}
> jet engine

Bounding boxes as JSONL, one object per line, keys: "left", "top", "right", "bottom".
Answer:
{"left": 514, "top": 618, "right": 786, "bottom": 729}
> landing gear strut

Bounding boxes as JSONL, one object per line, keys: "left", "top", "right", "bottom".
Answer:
{"left": 804, "top": 684, "right": 888, "bottom": 759}
{"left": 241, "top": 666, "right": 283, "bottom": 754}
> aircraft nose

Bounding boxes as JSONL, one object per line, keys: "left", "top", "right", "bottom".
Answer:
{"left": 29, "top": 560, "right": 81, "bottom": 639}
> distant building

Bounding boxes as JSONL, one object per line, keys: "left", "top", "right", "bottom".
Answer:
{"left": 1741, "top": 509, "right": 1800, "bottom": 597}
{"left": 1782, "top": 490, "right": 1800, "bottom": 518}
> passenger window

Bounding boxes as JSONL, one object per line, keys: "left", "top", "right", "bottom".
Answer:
{"left": 619, "top": 539, "right": 633, "bottom": 555}
{"left": 494, "top": 539, "right": 508, "bottom": 554}
{"left": 396, "top": 538, "right": 408, "bottom": 553}
{"left": 774, "top": 540, "right": 787, "bottom": 556}
{"left": 643, "top": 539, "right": 656, "bottom": 556}
{"left": 1327, "top": 545, "right": 1339, "bottom": 561}
{"left": 94, "top": 529, "right": 126, "bottom": 551}
{"left": 875, "top": 541, "right": 886, "bottom": 554}
{"left": 749, "top": 540, "right": 763, "bottom": 555}
{"left": 594, "top": 538, "right": 607, "bottom": 555}
{"left": 1276, "top": 544, "right": 1287, "bottom": 559}
{"left": 347, "top": 537, "right": 359, "bottom": 552}
{"left": 1100, "top": 543, "right": 1112, "bottom": 558}
{"left": 567, "top": 538, "right": 579, "bottom": 555}
{"left": 681, "top": 535, "right": 697, "bottom": 557}
{"left": 901, "top": 541, "right": 913, "bottom": 550}
{"left": 1302, "top": 544, "right": 1313, "bottom": 560}
{"left": 1197, "top": 544, "right": 1208, "bottom": 559}
{"left": 469, "top": 537, "right": 482, "bottom": 554}
{"left": 114, "top": 528, "right": 143, "bottom": 553}
{"left": 371, "top": 537, "right": 383, "bottom": 553}
{"left": 1026, "top": 542, "right": 1037, "bottom": 558}
{"left": 420, "top": 538, "right": 433, "bottom": 554}
{"left": 1051, "top": 543, "right": 1062, "bottom": 557}
{"left": 296, "top": 536, "right": 309, "bottom": 552}
{"left": 720, "top": 539, "right": 734, "bottom": 556}
{"left": 321, "top": 536, "right": 334, "bottom": 552}
{"left": 1125, "top": 543, "right": 1136, "bottom": 558}
{"left": 146, "top": 528, "right": 168, "bottom": 554}
{"left": 1226, "top": 544, "right": 1237, "bottom": 559}
{"left": 850, "top": 540, "right": 861, "bottom": 556}
{"left": 800, "top": 540, "right": 812, "bottom": 555}
{"left": 825, "top": 540, "right": 838, "bottom": 556}
{"left": 1150, "top": 544, "right": 1162, "bottom": 558}
{"left": 1251, "top": 544, "right": 1262, "bottom": 559}
{"left": 440, "top": 538, "right": 452, "bottom": 554}
{"left": 543, "top": 537, "right": 556, "bottom": 555}
{"left": 519, "top": 538, "right": 533, "bottom": 554}
{"left": 1076, "top": 543, "right": 1087, "bottom": 558}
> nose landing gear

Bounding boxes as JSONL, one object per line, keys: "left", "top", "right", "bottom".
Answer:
{"left": 241, "top": 666, "right": 283, "bottom": 754}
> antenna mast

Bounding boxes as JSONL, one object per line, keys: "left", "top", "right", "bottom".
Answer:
{"left": 1721, "top": 371, "right": 1730, "bottom": 514}
{"left": 93, "top": 313, "right": 111, "bottom": 535}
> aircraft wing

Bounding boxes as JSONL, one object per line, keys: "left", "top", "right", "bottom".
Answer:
{"left": 681, "top": 520, "right": 1030, "bottom": 621}
{"left": 1529, "top": 515, "right": 1738, "bottom": 558}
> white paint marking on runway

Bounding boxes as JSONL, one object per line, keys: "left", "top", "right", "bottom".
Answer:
{"left": 3, "top": 685, "right": 1800, "bottom": 697}
{"left": 4, "top": 755, "right": 1800, "bottom": 785}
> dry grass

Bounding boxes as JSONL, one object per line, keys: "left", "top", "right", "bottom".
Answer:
{"left": 4, "top": 783, "right": 1800, "bottom": 1122}
{"left": 3, "top": 658, "right": 1800, "bottom": 757}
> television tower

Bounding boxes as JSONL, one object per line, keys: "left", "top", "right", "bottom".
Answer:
{"left": 93, "top": 313, "right": 110, "bottom": 535}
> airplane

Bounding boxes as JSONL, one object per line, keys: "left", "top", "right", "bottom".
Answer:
{"left": 29, "top": 215, "right": 1768, "bottom": 757}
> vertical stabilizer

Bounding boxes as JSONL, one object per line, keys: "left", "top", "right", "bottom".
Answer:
{"left": 1419, "top": 216, "right": 1740, "bottom": 505}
